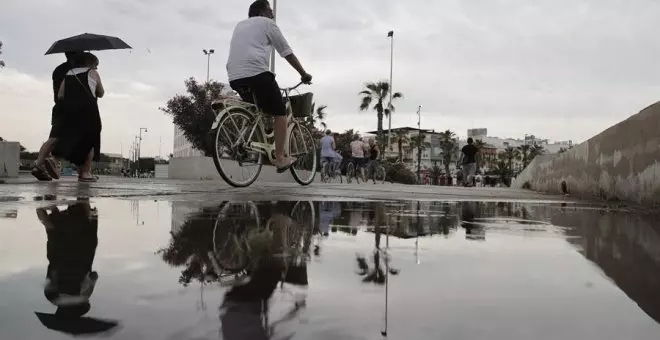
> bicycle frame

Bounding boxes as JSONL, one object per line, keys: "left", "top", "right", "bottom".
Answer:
{"left": 211, "top": 83, "right": 309, "bottom": 164}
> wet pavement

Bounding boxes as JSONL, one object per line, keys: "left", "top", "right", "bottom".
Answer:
{"left": 1, "top": 195, "right": 660, "bottom": 339}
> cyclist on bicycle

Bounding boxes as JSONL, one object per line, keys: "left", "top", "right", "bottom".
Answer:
{"left": 350, "top": 135, "right": 366, "bottom": 179}
{"left": 226, "top": 0, "right": 312, "bottom": 173}
{"left": 320, "top": 129, "right": 339, "bottom": 175}
{"left": 366, "top": 139, "right": 380, "bottom": 184}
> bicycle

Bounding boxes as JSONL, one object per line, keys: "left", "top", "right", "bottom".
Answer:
{"left": 320, "top": 160, "right": 343, "bottom": 183}
{"left": 366, "top": 160, "right": 386, "bottom": 184}
{"left": 345, "top": 160, "right": 365, "bottom": 184}
{"left": 210, "top": 82, "right": 317, "bottom": 187}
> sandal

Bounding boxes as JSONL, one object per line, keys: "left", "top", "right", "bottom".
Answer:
{"left": 78, "top": 176, "right": 98, "bottom": 183}
{"left": 43, "top": 158, "right": 60, "bottom": 179}
{"left": 275, "top": 157, "right": 297, "bottom": 173}
{"left": 31, "top": 166, "right": 52, "bottom": 181}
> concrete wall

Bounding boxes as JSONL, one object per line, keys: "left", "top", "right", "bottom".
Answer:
{"left": 168, "top": 156, "right": 319, "bottom": 183}
{"left": 0, "top": 141, "right": 20, "bottom": 178}
{"left": 512, "top": 102, "right": 660, "bottom": 206}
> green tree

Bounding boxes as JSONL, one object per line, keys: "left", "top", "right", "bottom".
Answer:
{"left": 335, "top": 129, "right": 359, "bottom": 158}
{"left": 558, "top": 147, "right": 568, "bottom": 154}
{"left": 358, "top": 81, "right": 403, "bottom": 150}
{"left": 392, "top": 130, "right": 410, "bottom": 161}
{"left": 438, "top": 130, "right": 458, "bottom": 177}
{"left": 306, "top": 102, "right": 327, "bottom": 133}
{"left": 161, "top": 78, "right": 227, "bottom": 156}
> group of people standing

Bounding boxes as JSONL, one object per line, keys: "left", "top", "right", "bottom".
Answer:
{"left": 32, "top": 51, "right": 104, "bottom": 183}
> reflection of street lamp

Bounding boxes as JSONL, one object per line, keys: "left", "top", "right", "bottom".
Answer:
{"left": 203, "top": 49, "right": 215, "bottom": 82}
{"left": 416, "top": 105, "right": 422, "bottom": 182}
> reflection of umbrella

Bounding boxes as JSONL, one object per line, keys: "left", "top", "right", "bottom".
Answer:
{"left": 45, "top": 33, "right": 132, "bottom": 55}
{"left": 35, "top": 312, "right": 119, "bottom": 336}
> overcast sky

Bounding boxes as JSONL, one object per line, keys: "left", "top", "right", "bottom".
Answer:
{"left": 2, "top": 0, "right": 660, "bottom": 156}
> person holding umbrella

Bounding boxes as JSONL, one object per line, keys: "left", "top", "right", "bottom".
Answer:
{"left": 41, "top": 33, "right": 130, "bottom": 182}
{"left": 32, "top": 51, "right": 79, "bottom": 181}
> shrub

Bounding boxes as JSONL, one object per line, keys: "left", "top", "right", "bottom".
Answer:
{"left": 384, "top": 161, "right": 417, "bottom": 184}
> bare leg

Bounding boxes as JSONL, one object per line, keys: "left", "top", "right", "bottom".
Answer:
{"left": 36, "top": 138, "right": 57, "bottom": 166}
{"left": 80, "top": 148, "right": 94, "bottom": 178}
{"left": 274, "top": 116, "right": 293, "bottom": 166}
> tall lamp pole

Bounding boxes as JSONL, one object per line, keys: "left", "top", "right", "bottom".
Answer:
{"left": 387, "top": 30, "right": 394, "bottom": 152}
{"left": 417, "top": 105, "right": 422, "bottom": 182}
{"left": 137, "top": 128, "right": 147, "bottom": 173}
{"left": 269, "top": 0, "right": 278, "bottom": 72}
{"left": 203, "top": 49, "right": 215, "bottom": 82}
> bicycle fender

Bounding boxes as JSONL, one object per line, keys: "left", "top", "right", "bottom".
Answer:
{"left": 210, "top": 107, "right": 233, "bottom": 130}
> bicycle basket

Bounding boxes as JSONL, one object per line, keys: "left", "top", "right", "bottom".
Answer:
{"left": 289, "top": 92, "right": 314, "bottom": 118}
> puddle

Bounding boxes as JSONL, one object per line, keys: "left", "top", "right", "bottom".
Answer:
{"left": 0, "top": 198, "right": 659, "bottom": 339}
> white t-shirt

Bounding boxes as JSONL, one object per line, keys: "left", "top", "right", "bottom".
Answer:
{"left": 350, "top": 140, "right": 365, "bottom": 158}
{"left": 226, "top": 17, "right": 293, "bottom": 81}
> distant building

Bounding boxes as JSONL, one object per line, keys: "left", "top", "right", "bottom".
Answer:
{"left": 367, "top": 127, "right": 446, "bottom": 171}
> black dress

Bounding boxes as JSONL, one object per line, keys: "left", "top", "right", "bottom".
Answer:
{"left": 52, "top": 69, "right": 102, "bottom": 166}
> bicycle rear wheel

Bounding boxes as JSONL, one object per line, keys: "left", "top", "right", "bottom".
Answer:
{"left": 212, "top": 108, "right": 263, "bottom": 187}
{"left": 321, "top": 162, "right": 330, "bottom": 183}
{"left": 289, "top": 123, "right": 317, "bottom": 185}
{"left": 346, "top": 162, "right": 355, "bottom": 184}
{"left": 375, "top": 166, "right": 386, "bottom": 184}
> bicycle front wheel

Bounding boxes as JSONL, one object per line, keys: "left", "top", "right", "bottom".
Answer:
{"left": 212, "top": 108, "right": 264, "bottom": 187}
{"left": 289, "top": 123, "right": 317, "bottom": 186}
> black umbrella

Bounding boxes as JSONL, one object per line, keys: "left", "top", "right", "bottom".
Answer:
{"left": 45, "top": 33, "right": 131, "bottom": 55}
{"left": 35, "top": 312, "right": 120, "bottom": 336}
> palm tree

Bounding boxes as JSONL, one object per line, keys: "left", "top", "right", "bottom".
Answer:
{"left": 438, "top": 130, "right": 458, "bottom": 177}
{"left": 409, "top": 133, "right": 430, "bottom": 178}
{"left": 517, "top": 144, "right": 531, "bottom": 168}
{"left": 358, "top": 81, "right": 403, "bottom": 149}
{"left": 309, "top": 103, "right": 328, "bottom": 130}
{"left": 473, "top": 139, "right": 486, "bottom": 170}
{"left": 529, "top": 143, "right": 545, "bottom": 160}
{"left": 502, "top": 146, "right": 520, "bottom": 175}
{"left": 0, "top": 40, "right": 5, "bottom": 68}
{"left": 391, "top": 130, "right": 410, "bottom": 161}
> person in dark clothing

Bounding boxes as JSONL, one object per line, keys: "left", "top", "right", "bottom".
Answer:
{"left": 52, "top": 52, "right": 104, "bottom": 182}
{"left": 32, "top": 51, "right": 81, "bottom": 181}
{"left": 36, "top": 200, "right": 98, "bottom": 316}
{"left": 460, "top": 137, "right": 479, "bottom": 187}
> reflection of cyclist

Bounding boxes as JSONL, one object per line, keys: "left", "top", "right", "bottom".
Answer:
{"left": 366, "top": 139, "right": 380, "bottom": 184}
{"left": 350, "top": 135, "right": 366, "bottom": 179}
{"left": 320, "top": 129, "right": 339, "bottom": 175}
{"left": 226, "top": 0, "right": 312, "bottom": 172}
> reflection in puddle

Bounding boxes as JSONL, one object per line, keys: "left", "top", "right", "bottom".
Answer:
{"left": 2, "top": 198, "right": 660, "bottom": 339}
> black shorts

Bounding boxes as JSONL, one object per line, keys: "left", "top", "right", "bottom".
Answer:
{"left": 229, "top": 72, "right": 286, "bottom": 116}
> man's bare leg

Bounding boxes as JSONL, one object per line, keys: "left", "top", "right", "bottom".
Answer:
{"left": 274, "top": 116, "right": 295, "bottom": 169}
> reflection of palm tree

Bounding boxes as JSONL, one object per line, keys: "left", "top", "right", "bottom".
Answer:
{"left": 356, "top": 205, "right": 399, "bottom": 285}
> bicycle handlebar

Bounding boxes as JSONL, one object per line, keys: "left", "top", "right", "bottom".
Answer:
{"left": 280, "top": 81, "right": 308, "bottom": 92}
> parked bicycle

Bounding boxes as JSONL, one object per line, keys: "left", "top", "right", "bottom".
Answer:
{"left": 210, "top": 82, "right": 317, "bottom": 187}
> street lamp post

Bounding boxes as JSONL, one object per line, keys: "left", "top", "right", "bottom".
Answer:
{"left": 270, "top": 0, "right": 278, "bottom": 73}
{"left": 387, "top": 30, "right": 394, "bottom": 152}
{"left": 417, "top": 105, "right": 422, "bottom": 183}
{"left": 203, "top": 49, "right": 215, "bottom": 82}
{"left": 137, "top": 128, "right": 148, "bottom": 173}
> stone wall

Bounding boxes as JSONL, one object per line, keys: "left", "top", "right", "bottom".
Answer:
{"left": 168, "top": 156, "right": 319, "bottom": 183}
{"left": 0, "top": 141, "right": 20, "bottom": 178}
{"left": 512, "top": 102, "right": 660, "bottom": 206}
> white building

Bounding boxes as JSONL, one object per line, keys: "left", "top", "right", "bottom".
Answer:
{"left": 173, "top": 126, "right": 203, "bottom": 158}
